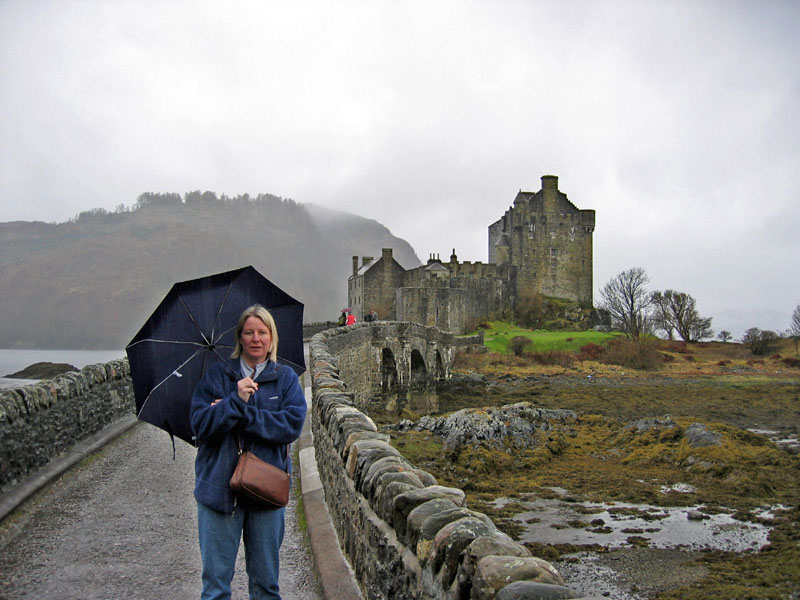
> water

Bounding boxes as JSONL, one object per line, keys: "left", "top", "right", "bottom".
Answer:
{"left": 495, "top": 494, "right": 772, "bottom": 553}
{"left": 0, "top": 348, "right": 124, "bottom": 378}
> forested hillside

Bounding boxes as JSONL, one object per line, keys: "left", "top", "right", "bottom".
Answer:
{"left": 0, "top": 192, "right": 419, "bottom": 348}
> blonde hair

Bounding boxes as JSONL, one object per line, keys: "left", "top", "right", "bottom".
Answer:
{"left": 231, "top": 305, "right": 279, "bottom": 363}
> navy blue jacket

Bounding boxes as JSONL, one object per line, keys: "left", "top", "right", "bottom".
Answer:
{"left": 190, "top": 358, "right": 307, "bottom": 513}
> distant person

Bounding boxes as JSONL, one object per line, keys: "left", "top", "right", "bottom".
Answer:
{"left": 364, "top": 311, "right": 373, "bottom": 323}
{"left": 369, "top": 310, "right": 378, "bottom": 322}
{"left": 190, "top": 305, "right": 306, "bottom": 600}
{"left": 337, "top": 310, "right": 347, "bottom": 326}
{"left": 345, "top": 311, "right": 356, "bottom": 326}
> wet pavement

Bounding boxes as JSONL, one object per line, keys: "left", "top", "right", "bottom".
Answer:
{"left": 0, "top": 421, "right": 322, "bottom": 600}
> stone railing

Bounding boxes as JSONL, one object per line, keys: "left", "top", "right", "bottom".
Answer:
{"left": 0, "top": 360, "right": 134, "bottom": 491}
{"left": 309, "top": 324, "right": 588, "bottom": 600}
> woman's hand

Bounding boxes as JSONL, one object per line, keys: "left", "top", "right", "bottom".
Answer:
{"left": 237, "top": 377, "right": 258, "bottom": 402}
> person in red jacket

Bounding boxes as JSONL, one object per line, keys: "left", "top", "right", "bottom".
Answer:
{"left": 345, "top": 310, "right": 356, "bottom": 326}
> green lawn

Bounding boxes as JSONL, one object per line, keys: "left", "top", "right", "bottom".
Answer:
{"left": 478, "top": 321, "right": 621, "bottom": 354}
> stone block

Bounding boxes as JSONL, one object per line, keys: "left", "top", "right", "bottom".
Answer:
{"left": 455, "top": 535, "right": 531, "bottom": 600}
{"left": 376, "top": 480, "right": 422, "bottom": 524}
{"left": 495, "top": 581, "right": 580, "bottom": 600}
{"left": 429, "top": 516, "right": 498, "bottom": 586}
{"left": 405, "top": 498, "right": 459, "bottom": 548}
{"left": 343, "top": 431, "right": 390, "bottom": 461}
{"left": 393, "top": 485, "right": 466, "bottom": 534}
{"left": 471, "top": 556, "right": 565, "bottom": 600}
{"left": 359, "top": 455, "right": 413, "bottom": 497}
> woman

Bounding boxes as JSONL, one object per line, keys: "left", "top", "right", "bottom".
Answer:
{"left": 190, "top": 305, "right": 307, "bottom": 600}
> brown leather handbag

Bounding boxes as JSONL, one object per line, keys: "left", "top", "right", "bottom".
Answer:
{"left": 230, "top": 437, "right": 290, "bottom": 509}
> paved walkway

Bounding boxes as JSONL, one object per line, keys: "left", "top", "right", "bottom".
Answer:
{"left": 0, "top": 380, "right": 361, "bottom": 600}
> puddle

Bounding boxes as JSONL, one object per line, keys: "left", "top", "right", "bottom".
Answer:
{"left": 496, "top": 496, "right": 772, "bottom": 552}
{"left": 748, "top": 428, "right": 800, "bottom": 451}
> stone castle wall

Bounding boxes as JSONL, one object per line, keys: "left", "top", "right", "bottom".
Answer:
{"left": 0, "top": 360, "right": 134, "bottom": 490}
{"left": 350, "top": 175, "right": 594, "bottom": 333}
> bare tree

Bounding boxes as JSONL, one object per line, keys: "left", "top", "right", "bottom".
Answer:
{"left": 651, "top": 290, "right": 713, "bottom": 342}
{"left": 599, "top": 267, "right": 653, "bottom": 342}
{"left": 790, "top": 304, "right": 800, "bottom": 356}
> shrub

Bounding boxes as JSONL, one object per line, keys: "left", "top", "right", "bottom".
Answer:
{"left": 508, "top": 336, "right": 533, "bottom": 357}
{"left": 576, "top": 343, "right": 604, "bottom": 361}
{"left": 530, "top": 351, "right": 575, "bottom": 367}
{"left": 717, "top": 360, "right": 731, "bottom": 367}
{"left": 782, "top": 357, "right": 800, "bottom": 368}
{"left": 742, "top": 327, "right": 779, "bottom": 355}
{"left": 600, "top": 339, "right": 664, "bottom": 370}
{"left": 666, "top": 341, "right": 691, "bottom": 354}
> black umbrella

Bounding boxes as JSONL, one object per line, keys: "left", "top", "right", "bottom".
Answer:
{"left": 126, "top": 266, "right": 305, "bottom": 446}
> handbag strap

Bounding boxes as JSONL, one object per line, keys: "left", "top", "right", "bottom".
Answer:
{"left": 236, "top": 434, "right": 289, "bottom": 464}
{"left": 236, "top": 365, "right": 289, "bottom": 463}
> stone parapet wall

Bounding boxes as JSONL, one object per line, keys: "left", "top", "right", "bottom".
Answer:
{"left": 310, "top": 324, "right": 587, "bottom": 600}
{"left": 303, "top": 321, "right": 340, "bottom": 340}
{"left": 0, "top": 360, "right": 134, "bottom": 491}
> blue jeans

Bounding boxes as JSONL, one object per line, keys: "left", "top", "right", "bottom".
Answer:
{"left": 197, "top": 500, "right": 285, "bottom": 600}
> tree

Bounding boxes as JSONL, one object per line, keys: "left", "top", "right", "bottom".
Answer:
{"left": 790, "top": 304, "right": 800, "bottom": 356}
{"left": 717, "top": 330, "right": 732, "bottom": 343}
{"left": 651, "top": 290, "right": 713, "bottom": 342}
{"left": 741, "top": 327, "right": 779, "bottom": 355}
{"left": 599, "top": 267, "right": 654, "bottom": 342}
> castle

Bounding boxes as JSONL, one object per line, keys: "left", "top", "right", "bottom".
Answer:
{"left": 348, "top": 175, "right": 595, "bottom": 333}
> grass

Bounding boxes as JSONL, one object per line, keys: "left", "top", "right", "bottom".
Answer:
{"left": 477, "top": 321, "right": 621, "bottom": 354}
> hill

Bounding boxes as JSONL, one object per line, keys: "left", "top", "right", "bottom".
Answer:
{"left": 0, "top": 193, "right": 419, "bottom": 349}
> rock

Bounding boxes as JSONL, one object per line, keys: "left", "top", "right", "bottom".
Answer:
{"left": 684, "top": 423, "right": 722, "bottom": 448}
{"left": 414, "top": 402, "right": 576, "bottom": 452}
{"left": 687, "top": 510, "right": 706, "bottom": 521}
{"left": 624, "top": 416, "right": 677, "bottom": 433}
{"left": 5, "top": 362, "right": 78, "bottom": 379}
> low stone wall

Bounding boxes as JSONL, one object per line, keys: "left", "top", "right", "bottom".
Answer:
{"left": 0, "top": 360, "right": 134, "bottom": 491}
{"left": 304, "top": 321, "right": 340, "bottom": 340}
{"left": 310, "top": 325, "right": 587, "bottom": 600}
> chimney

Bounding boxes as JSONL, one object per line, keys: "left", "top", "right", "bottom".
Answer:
{"left": 352, "top": 256, "right": 359, "bottom": 275}
{"left": 541, "top": 174, "right": 559, "bottom": 213}
{"left": 382, "top": 248, "right": 393, "bottom": 262}
{"left": 541, "top": 175, "right": 558, "bottom": 191}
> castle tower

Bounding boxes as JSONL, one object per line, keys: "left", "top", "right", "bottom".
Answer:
{"left": 488, "top": 175, "right": 595, "bottom": 307}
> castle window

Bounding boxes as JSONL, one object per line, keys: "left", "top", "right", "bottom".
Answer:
{"left": 550, "top": 248, "right": 558, "bottom": 257}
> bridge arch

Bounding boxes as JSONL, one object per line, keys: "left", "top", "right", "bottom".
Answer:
{"left": 409, "top": 349, "right": 427, "bottom": 389}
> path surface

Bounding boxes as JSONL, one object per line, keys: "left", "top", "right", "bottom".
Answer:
{"left": 0, "top": 421, "right": 322, "bottom": 600}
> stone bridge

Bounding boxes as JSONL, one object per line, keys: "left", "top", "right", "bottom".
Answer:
{"left": 317, "top": 321, "right": 478, "bottom": 408}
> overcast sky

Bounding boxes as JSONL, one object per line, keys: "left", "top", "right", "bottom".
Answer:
{"left": 1, "top": 0, "right": 798, "bottom": 339}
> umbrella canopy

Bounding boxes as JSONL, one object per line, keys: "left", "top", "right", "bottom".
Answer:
{"left": 126, "top": 266, "right": 304, "bottom": 445}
